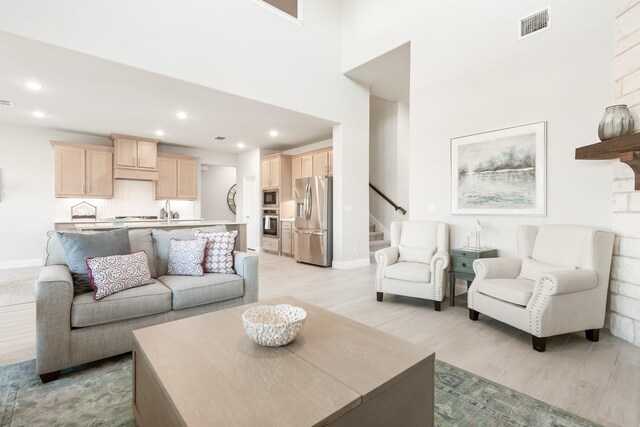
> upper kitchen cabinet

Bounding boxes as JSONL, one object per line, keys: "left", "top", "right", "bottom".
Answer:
{"left": 312, "top": 148, "right": 333, "bottom": 176}
{"left": 155, "top": 153, "right": 197, "bottom": 200}
{"left": 261, "top": 154, "right": 292, "bottom": 199}
{"left": 52, "top": 141, "right": 113, "bottom": 198}
{"left": 111, "top": 134, "right": 159, "bottom": 181}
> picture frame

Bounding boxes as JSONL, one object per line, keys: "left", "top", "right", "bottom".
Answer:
{"left": 451, "top": 121, "right": 546, "bottom": 215}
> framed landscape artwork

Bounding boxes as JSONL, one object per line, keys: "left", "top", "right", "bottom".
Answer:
{"left": 451, "top": 121, "right": 546, "bottom": 215}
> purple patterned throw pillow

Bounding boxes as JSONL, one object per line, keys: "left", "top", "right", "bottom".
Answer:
{"left": 167, "top": 238, "right": 207, "bottom": 276}
{"left": 194, "top": 230, "right": 238, "bottom": 274}
{"left": 86, "top": 251, "right": 155, "bottom": 300}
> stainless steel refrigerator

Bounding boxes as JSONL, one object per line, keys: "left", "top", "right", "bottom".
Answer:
{"left": 294, "top": 176, "right": 332, "bottom": 267}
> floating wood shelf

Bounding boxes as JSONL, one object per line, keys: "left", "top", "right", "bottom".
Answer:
{"left": 575, "top": 132, "right": 640, "bottom": 190}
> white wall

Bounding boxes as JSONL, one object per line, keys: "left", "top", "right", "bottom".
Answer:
{"left": 0, "top": 123, "right": 237, "bottom": 267}
{"left": 0, "top": 124, "right": 110, "bottom": 267}
{"left": 0, "top": 0, "right": 372, "bottom": 268}
{"left": 283, "top": 138, "right": 333, "bottom": 155}
{"left": 236, "top": 149, "right": 262, "bottom": 250}
{"left": 369, "top": 96, "right": 410, "bottom": 233}
{"left": 201, "top": 165, "right": 237, "bottom": 221}
{"left": 344, "top": 1, "right": 614, "bottom": 258}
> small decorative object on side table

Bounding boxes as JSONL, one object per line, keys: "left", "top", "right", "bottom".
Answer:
{"left": 449, "top": 247, "right": 497, "bottom": 306}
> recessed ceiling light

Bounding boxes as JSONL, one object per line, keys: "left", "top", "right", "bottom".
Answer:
{"left": 25, "top": 81, "right": 43, "bottom": 91}
{"left": 269, "top": 130, "right": 279, "bottom": 137}
{"left": 32, "top": 111, "right": 46, "bottom": 118}
{"left": 237, "top": 142, "right": 245, "bottom": 148}
{"left": 176, "top": 111, "right": 188, "bottom": 120}
{"left": 155, "top": 130, "right": 165, "bottom": 137}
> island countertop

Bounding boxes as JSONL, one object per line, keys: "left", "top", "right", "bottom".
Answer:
{"left": 58, "top": 221, "right": 248, "bottom": 252}
{"left": 73, "top": 220, "right": 246, "bottom": 231}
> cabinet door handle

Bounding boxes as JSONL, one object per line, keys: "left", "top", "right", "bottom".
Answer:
{"left": 461, "top": 262, "right": 467, "bottom": 268}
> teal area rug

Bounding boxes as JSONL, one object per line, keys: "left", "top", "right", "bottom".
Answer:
{"left": 1, "top": 356, "right": 598, "bottom": 426}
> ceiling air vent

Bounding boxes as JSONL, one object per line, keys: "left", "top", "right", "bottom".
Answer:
{"left": 0, "top": 99, "right": 15, "bottom": 108}
{"left": 520, "top": 7, "right": 550, "bottom": 39}
{"left": 214, "top": 136, "right": 226, "bottom": 141}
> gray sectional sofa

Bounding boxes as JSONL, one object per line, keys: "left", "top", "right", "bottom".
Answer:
{"left": 36, "top": 226, "right": 259, "bottom": 382}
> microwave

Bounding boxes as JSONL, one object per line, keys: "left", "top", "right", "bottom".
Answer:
{"left": 263, "top": 189, "right": 278, "bottom": 207}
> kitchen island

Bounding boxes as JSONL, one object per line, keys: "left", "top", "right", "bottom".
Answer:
{"left": 54, "top": 221, "right": 247, "bottom": 252}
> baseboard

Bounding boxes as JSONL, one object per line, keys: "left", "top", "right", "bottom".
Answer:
{"left": 332, "top": 257, "right": 370, "bottom": 270}
{"left": 0, "top": 258, "right": 42, "bottom": 270}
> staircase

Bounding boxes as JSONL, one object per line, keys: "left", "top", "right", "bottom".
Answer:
{"left": 369, "top": 223, "right": 390, "bottom": 263}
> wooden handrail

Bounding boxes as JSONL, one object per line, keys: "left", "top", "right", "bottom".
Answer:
{"left": 369, "top": 183, "right": 407, "bottom": 215}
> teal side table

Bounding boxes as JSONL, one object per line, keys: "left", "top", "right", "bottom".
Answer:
{"left": 449, "top": 248, "right": 498, "bottom": 306}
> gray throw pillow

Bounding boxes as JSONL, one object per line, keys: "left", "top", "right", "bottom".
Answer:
{"left": 57, "top": 228, "right": 131, "bottom": 295}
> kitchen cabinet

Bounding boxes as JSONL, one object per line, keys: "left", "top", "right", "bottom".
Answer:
{"left": 281, "top": 221, "right": 294, "bottom": 256}
{"left": 52, "top": 141, "right": 113, "bottom": 198}
{"left": 260, "top": 154, "right": 292, "bottom": 201}
{"left": 155, "top": 153, "right": 197, "bottom": 200}
{"left": 291, "top": 157, "right": 302, "bottom": 196}
{"left": 111, "top": 134, "right": 159, "bottom": 180}
{"left": 301, "top": 155, "right": 313, "bottom": 178}
{"left": 290, "top": 147, "right": 333, "bottom": 193}
{"left": 261, "top": 157, "right": 282, "bottom": 189}
{"left": 313, "top": 152, "right": 328, "bottom": 177}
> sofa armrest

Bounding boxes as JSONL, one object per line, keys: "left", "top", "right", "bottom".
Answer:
{"left": 234, "top": 251, "right": 259, "bottom": 304}
{"left": 473, "top": 257, "right": 522, "bottom": 280}
{"left": 375, "top": 246, "right": 399, "bottom": 292}
{"left": 538, "top": 269, "right": 598, "bottom": 296}
{"left": 430, "top": 250, "right": 449, "bottom": 272}
{"left": 35, "top": 265, "right": 74, "bottom": 375}
{"left": 375, "top": 246, "right": 399, "bottom": 268}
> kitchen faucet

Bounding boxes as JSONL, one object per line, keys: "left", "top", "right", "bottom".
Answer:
{"left": 165, "top": 200, "right": 172, "bottom": 224}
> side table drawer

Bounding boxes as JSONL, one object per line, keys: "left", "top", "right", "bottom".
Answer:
{"left": 452, "top": 257, "right": 475, "bottom": 274}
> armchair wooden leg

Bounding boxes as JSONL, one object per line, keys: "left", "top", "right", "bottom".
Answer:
{"left": 434, "top": 301, "right": 441, "bottom": 312}
{"left": 39, "top": 370, "right": 61, "bottom": 383}
{"left": 469, "top": 309, "right": 479, "bottom": 321}
{"left": 532, "top": 336, "right": 547, "bottom": 352}
{"left": 376, "top": 292, "right": 383, "bottom": 302}
{"left": 585, "top": 329, "right": 600, "bottom": 342}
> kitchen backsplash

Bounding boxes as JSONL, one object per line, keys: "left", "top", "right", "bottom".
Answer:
{"left": 55, "top": 180, "right": 196, "bottom": 221}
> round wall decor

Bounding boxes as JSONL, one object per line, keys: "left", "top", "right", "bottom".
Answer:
{"left": 227, "top": 184, "right": 237, "bottom": 214}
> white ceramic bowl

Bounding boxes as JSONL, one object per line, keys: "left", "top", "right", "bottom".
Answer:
{"left": 242, "top": 304, "right": 307, "bottom": 347}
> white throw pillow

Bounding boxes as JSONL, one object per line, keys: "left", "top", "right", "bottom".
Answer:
{"left": 168, "top": 238, "right": 208, "bottom": 276}
{"left": 398, "top": 245, "right": 434, "bottom": 264}
{"left": 86, "top": 251, "right": 155, "bottom": 300}
{"left": 518, "top": 257, "right": 576, "bottom": 281}
{"left": 194, "top": 230, "right": 238, "bottom": 274}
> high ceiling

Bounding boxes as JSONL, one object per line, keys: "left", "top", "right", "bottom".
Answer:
{"left": 345, "top": 43, "right": 410, "bottom": 105}
{"left": 0, "top": 32, "right": 335, "bottom": 153}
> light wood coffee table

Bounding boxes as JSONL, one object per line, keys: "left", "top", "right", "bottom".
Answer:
{"left": 132, "top": 296, "right": 435, "bottom": 426}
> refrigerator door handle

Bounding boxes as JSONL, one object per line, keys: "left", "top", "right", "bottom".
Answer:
{"left": 295, "top": 229, "right": 324, "bottom": 236}
{"left": 304, "top": 183, "right": 311, "bottom": 221}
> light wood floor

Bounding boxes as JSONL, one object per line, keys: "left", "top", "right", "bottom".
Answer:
{"left": 1, "top": 253, "right": 639, "bottom": 427}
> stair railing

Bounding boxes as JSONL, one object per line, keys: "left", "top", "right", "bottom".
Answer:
{"left": 369, "top": 183, "right": 407, "bottom": 215}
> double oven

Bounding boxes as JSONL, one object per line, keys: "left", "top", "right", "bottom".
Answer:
{"left": 262, "top": 189, "right": 279, "bottom": 238}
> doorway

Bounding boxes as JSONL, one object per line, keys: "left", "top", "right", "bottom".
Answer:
{"left": 243, "top": 175, "right": 258, "bottom": 250}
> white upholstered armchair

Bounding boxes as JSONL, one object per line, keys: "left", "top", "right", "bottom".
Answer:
{"left": 468, "top": 224, "right": 614, "bottom": 352}
{"left": 375, "top": 221, "right": 449, "bottom": 311}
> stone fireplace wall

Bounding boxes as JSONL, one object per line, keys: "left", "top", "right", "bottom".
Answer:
{"left": 610, "top": 0, "right": 640, "bottom": 346}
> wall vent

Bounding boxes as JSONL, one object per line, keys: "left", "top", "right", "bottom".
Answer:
{"left": 214, "top": 136, "right": 226, "bottom": 141}
{"left": 519, "top": 7, "right": 550, "bottom": 39}
{"left": 0, "top": 99, "right": 15, "bottom": 108}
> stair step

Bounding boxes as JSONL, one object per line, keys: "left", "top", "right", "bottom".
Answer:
{"left": 369, "top": 231, "right": 384, "bottom": 242}
{"left": 369, "top": 240, "right": 391, "bottom": 251}
{"left": 369, "top": 224, "right": 376, "bottom": 232}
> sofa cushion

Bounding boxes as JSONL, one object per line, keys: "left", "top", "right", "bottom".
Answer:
{"left": 87, "top": 251, "right": 155, "bottom": 300}
{"left": 398, "top": 245, "right": 434, "bottom": 264}
{"left": 71, "top": 282, "right": 172, "bottom": 328}
{"left": 129, "top": 229, "right": 158, "bottom": 278}
{"left": 168, "top": 238, "right": 207, "bottom": 276}
{"left": 58, "top": 229, "right": 131, "bottom": 296}
{"left": 384, "top": 262, "right": 431, "bottom": 283}
{"left": 518, "top": 256, "right": 575, "bottom": 282}
{"left": 152, "top": 229, "right": 196, "bottom": 277}
{"left": 195, "top": 230, "right": 238, "bottom": 274}
{"left": 477, "top": 278, "right": 535, "bottom": 306}
{"left": 158, "top": 273, "right": 244, "bottom": 310}
{"left": 45, "top": 230, "right": 68, "bottom": 266}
